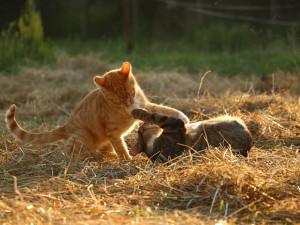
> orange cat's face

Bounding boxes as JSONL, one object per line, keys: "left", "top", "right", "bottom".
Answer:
{"left": 94, "top": 62, "right": 136, "bottom": 106}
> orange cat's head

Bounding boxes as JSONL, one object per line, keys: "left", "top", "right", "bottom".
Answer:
{"left": 94, "top": 62, "right": 137, "bottom": 106}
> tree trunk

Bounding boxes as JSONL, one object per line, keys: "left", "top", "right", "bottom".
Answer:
{"left": 132, "top": 0, "right": 138, "bottom": 39}
{"left": 123, "top": 0, "right": 133, "bottom": 55}
{"left": 81, "top": 0, "right": 89, "bottom": 38}
{"left": 270, "top": 0, "right": 278, "bottom": 20}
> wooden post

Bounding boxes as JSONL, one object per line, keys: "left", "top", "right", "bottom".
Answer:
{"left": 81, "top": 0, "right": 89, "bottom": 38}
{"left": 123, "top": 0, "right": 133, "bottom": 55}
{"left": 132, "top": 0, "right": 138, "bottom": 39}
{"left": 270, "top": 0, "right": 277, "bottom": 20}
{"left": 33, "top": 0, "right": 39, "bottom": 9}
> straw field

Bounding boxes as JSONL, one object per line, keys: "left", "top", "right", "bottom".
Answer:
{"left": 0, "top": 54, "right": 299, "bottom": 224}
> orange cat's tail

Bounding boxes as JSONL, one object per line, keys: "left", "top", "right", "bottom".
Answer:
{"left": 5, "top": 104, "right": 67, "bottom": 145}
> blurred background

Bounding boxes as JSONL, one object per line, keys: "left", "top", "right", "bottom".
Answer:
{"left": 0, "top": 0, "right": 300, "bottom": 76}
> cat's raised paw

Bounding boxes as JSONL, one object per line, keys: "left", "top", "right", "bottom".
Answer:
{"left": 131, "top": 108, "right": 148, "bottom": 119}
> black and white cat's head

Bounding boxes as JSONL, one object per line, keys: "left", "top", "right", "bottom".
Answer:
{"left": 129, "top": 123, "right": 162, "bottom": 158}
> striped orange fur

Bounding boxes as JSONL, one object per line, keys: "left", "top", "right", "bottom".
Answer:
{"left": 5, "top": 62, "right": 189, "bottom": 161}
{"left": 5, "top": 104, "right": 67, "bottom": 145}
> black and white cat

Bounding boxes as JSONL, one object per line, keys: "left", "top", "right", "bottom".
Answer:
{"left": 130, "top": 109, "right": 252, "bottom": 162}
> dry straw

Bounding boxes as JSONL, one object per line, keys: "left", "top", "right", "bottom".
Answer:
{"left": 0, "top": 55, "right": 299, "bottom": 224}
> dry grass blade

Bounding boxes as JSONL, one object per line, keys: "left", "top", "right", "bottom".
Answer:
{"left": 0, "top": 54, "right": 299, "bottom": 224}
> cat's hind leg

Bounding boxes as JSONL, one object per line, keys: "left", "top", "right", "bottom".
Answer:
{"left": 65, "top": 136, "right": 101, "bottom": 160}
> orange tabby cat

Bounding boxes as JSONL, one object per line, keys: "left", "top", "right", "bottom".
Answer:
{"left": 5, "top": 62, "right": 189, "bottom": 160}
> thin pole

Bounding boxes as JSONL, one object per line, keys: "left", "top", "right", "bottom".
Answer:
{"left": 123, "top": 0, "right": 133, "bottom": 55}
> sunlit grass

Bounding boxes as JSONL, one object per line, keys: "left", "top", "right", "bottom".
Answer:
{"left": 0, "top": 55, "right": 299, "bottom": 224}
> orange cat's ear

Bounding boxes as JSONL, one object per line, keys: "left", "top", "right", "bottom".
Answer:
{"left": 120, "top": 62, "right": 131, "bottom": 77}
{"left": 94, "top": 76, "right": 106, "bottom": 87}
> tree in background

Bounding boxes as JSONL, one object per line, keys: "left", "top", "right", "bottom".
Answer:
{"left": 18, "top": 0, "right": 44, "bottom": 53}
{"left": 0, "top": 0, "right": 53, "bottom": 72}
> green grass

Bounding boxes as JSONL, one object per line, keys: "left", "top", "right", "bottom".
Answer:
{"left": 54, "top": 37, "right": 300, "bottom": 77}
{"left": 0, "top": 37, "right": 56, "bottom": 73}
{"left": 1, "top": 36, "right": 299, "bottom": 76}
{"left": 2, "top": 36, "right": 299, "bottom": 77}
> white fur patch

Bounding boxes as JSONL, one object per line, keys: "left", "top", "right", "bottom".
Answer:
{"left": 130, "top": 100, "right": 142, "bottom": 111}
{"left": 132, "top": 87, "right": 142, "bottom": 108}
{"left": 179, "top": 113, "right": 190, "bottom": 124}
{"left": 125, "top": 87, "right": 143, "bottom": 114}
{"left": 186, "top": 121, "right": 202, "bottom": 134}
{"left": 94, "top": 81, "right": 101, "bottom": 88}
{"left": 146, "top": 136, "right": 155, "bottom": 155}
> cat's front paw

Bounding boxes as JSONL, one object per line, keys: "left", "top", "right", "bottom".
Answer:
{"left": 123, "top": 154, "right": 132, "bottom": 161}
{"left": 131, "top": 108, "right": 148, "bottom": 119}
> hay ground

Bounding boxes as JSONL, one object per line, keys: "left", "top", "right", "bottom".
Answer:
{"left": 0, "top": 54, "right": 299, "bottom": 224}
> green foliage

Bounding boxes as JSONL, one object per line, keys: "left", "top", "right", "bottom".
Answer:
{"left": 18, "top": 0, "right": 43, "bottom": 48}
{"left": 55, "top": 36, "right": 300, "bottom": 76}
{"left": 54, "top": 21, "right": 300, "bottom": 77}
{"left": 193, "top": 24, "right": 259, "bottom": 52}
{"left": 0, "top": 0, "right": 54, "bottom": 72}
{"left": 2, "top": 3, "right": 298, "bottom": 77}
